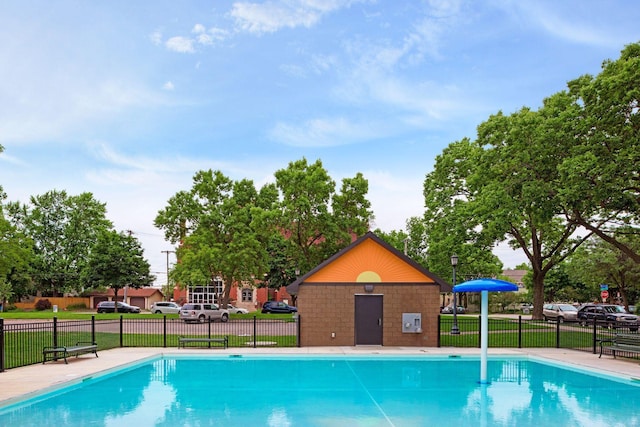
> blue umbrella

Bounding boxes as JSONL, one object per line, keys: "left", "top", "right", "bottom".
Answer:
{"left": 453, "top": 278, "right": 518, "bottom": 384}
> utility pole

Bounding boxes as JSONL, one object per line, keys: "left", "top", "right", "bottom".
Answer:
{"left": 161, "top": 250, "right": 176, "bottom": 292}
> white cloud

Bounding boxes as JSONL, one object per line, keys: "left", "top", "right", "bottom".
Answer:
{"left": 165, "top": 36, "right": 195, "bottom": 53}
{"left": 149, "top": 30, "right": 163, "bottom": 45}
{"left": 192, "top": 24, "right": 206, "bottom": 34}
{"left": 230, "top": 0, "right": 368, "bottom": 35}
{"left": 269, "top": 116, "right": 382, "bottom": 147}
{"left": 0, "top": 151, "right": 25, "bottom": 166}
{"left": 162, "top": 81, "right": 175, "bottom": 91}
{"left": 506, "top": 1, "right": 624, "bottom": 48}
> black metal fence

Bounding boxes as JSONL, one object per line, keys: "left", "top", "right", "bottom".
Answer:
{"left": 0, "top": 316, "right": 300, "bottom": 371}
{"left": 438, "top": 315, "right": 640, "bottom": 359}
{"left": 1, "top": 315, "right": 638, "bottom": 372}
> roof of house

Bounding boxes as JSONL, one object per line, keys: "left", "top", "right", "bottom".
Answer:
{"left": 90, "top": 287, "right": 164, "bottom": 298}
{"left": 502, "top": 269, "right": 527, "bottom": 284}
{"left": 287, "top": 231, "right": 450, "bottom": 294}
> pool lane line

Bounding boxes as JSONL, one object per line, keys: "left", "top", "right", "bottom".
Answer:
{"left": 344, "top": 359, "right": 396, "bottom": 427}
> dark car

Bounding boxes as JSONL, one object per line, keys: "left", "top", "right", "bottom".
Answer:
{"left": 577, "top": 304, "right": 638, "bottom": 331}
{"left": 261, "top": 301, "right": 297, "bottom": 314}
{"left": 96, "top": 301, "right": 141, "bottom": 313}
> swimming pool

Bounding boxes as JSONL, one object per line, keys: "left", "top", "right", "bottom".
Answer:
{"left": 1, "top": 355, "right": 639, "bottom": 426}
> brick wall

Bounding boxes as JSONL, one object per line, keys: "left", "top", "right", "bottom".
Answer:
{"left": 297, "top": 283, "right": 441, "bottom": 347}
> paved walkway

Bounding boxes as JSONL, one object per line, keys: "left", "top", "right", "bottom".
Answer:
{"left": 1, "top": 346, "right": 639, "bottom": 406}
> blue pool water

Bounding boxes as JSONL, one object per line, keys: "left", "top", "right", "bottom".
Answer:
{"left": 1, "top": 355, "right": 639, "bottom": 426}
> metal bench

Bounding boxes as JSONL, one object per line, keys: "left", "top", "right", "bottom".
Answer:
{"left": 178, "top": 336, "right": 228, "bottom": 349}
{"left": 43, "top": 342, "right": 98, "bottom": 364}
{"left": 599, "top": 333, "right": 640, "bottom": 359}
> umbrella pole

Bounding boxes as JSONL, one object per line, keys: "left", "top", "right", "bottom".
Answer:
{"left": 480, "top": 290, "right": 488, "bottom": 384}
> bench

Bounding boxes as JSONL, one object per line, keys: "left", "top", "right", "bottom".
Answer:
{"left": 43, "top": 342, "right": 98, "bottom": 364}
{"left": 599, "top": 333, "right": 640, "bottom": 359}
{"left": 178, "top": 336, "right": 228, "bottom": 349}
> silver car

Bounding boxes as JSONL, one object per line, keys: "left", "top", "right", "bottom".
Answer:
{"left": 543, "top": 303, "right": 578, "bottom": 322}
{"left": 226, "top": 304, "right": 249, "bottom": 314}
{"left": 150, "top": 301, "right": 181, "bottom": 314}
{"left": 179, "top": 303, "right": 229, "bottom": 323}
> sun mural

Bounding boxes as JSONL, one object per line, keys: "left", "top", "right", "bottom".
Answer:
{"left": 356, "top": 271, "right": 382, "bottom": 282}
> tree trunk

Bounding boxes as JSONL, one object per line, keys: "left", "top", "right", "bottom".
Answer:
{"left": 531, "top": 268, "right": 545, "bottom": 320}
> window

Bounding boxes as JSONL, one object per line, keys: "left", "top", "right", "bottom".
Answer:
{"left": 189, "top": 277, "right": 224, "bottom": 304}
{"left": 242, "top": 288, "right": 253, "bottom": 302}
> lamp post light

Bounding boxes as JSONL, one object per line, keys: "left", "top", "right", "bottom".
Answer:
{"left": 451, "top": 254, "right": 460, "bottom": 335}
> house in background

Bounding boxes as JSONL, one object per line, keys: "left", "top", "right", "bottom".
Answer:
{"left": 502, "top": 269, "right": 527, "bottom": 293}
{"left": 287, "top": 231, "right": 450, "bottom": 347}
{"left": 90, "top": 287, "right": 165, "bottom": 310}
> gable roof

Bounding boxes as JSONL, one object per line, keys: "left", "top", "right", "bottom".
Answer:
{"left": 287, "top": 231, "right": 450, "bottom": 294}
{"left": 90, "top": 287, "right": 164, "bottom": 298}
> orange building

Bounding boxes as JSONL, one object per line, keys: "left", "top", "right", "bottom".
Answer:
{"left": 287, "top": 232, "right": 450, "bottom": 346}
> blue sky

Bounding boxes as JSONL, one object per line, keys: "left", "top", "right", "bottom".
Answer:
{"left": 1, "top": 0, "right": 639, "bottom": 285}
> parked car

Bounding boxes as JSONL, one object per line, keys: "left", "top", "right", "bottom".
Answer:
{"left": 577, "top": 304, "right": 638, "bottom": 331}
{"left": 150, "top": 301, "right": 181, "bottom": 314}
{"left": 261, "top": 301, "right": 297, "bottom": 314}
{"left": 543, "top": 303, "right": 579, "bottom": 322}
{"left": 96, "top": 301, "right": 141, "bottom": 313}
{"left": 225, "top": 304, "right": 249, "bottom": 314}
{"left": 179, "top": 303, "right": 229, "bottom": 323}
{"left": 440, "top": 305, "right": 465, "bottom": 314}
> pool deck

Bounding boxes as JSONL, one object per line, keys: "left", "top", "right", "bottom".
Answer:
{"left": 1, "top": 346, "right": 639, "bottom": 406}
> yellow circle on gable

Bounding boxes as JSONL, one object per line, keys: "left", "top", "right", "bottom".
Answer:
{"left": 356, "top": 271, "right": 382, "bottom": 282}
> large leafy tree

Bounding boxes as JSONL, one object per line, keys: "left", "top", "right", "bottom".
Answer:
{"left": 83, "top": 230, "right": 154, "bottom": 309}
{"left": 422, "top": 138, "right": 504, "bottom": 283}
{"left": 6, "top": 190, "right": 112, "bottom": 296}
{"left": 560, "top": 42, "right": 640, "bottom": 263}
{"left": 422, "top": 90, "right": 594, "bottom": 319}
{"left": 273, "top": 158, "right": 373, "bottom": 274}
{"left": 155, "top": 170, "right": 275, "bottom": 305}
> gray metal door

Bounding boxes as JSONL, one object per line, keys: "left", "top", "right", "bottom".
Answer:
{"left": 355, "top": 295, "right": 383, "bottom": 345}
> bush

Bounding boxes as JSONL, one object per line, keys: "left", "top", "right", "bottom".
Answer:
{"left": 35, "top": 299, "right": 52, "bottom": 311}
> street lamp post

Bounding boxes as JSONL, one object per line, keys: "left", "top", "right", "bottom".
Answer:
{"left": 451, "top": 254, "right": 460, "bottom": 335}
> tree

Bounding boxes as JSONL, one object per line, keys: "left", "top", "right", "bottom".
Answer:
{"left": 6, "top": 190, "right": 112, "bottom": 296}
{"left": 273, "top": 158, "right": 373, "bottom": 275}
{"left": 83, "top": 230, "right": 154, "bottom": 310}
{"left": 422, "top": 89, "right": 595, "bottom": 319}
{"left": 0, "top": 195, "right": 35, "bottom": 302}
{"left": 560, "top": 42, "right": 640, "bottom": 263}
{"left": 156, "top": 170, "right": 274, "bottom": 306}
{"left": 421, "top": 138, "right": 504, "bottom": 282}
{"left": 565, "top": 233, "right": 640, "bottom": 309}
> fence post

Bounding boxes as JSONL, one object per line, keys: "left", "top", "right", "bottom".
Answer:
{"left": 518, "top": 315, "right": 522, "bottom": 348}
{"left": 592, "top": 320, "right": 598, "bottom": 354}
{"left": 0, "top": 318, "right": 4, "bottom": 372}
{"left": 556, "top": 319, "right": 561, "bottom": 348}
{"left": 91, "top": 315, "right": 96, "bottom": 344}
{"left": 119, "top": 315, "right": 124, "bottom": 347}
{"left": 253, "top": 316, "right": 257, "bottom": 349}
{"left": 163, "top": 315, "right": 167, "bottom": 348}
{"left": 53, "top": 317, "right": 58, "bottom": 348}
{"left": 297, "top": 314, "right": 301, "bottom": 348}
{"left": 437, "top": 315, "right": 441, "bottom": 347}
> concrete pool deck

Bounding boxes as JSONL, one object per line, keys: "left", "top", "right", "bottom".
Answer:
{"left": 1, "top": 346, "right": 639, "bottom": 406}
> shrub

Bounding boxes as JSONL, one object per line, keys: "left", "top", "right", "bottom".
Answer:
{"left": 35, "top": 299, "right": 52, "bottom": 311}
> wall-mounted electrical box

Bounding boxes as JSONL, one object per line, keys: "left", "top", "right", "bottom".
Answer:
{"left": 402, "top": 313, "right": 422, "bottom": 333}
